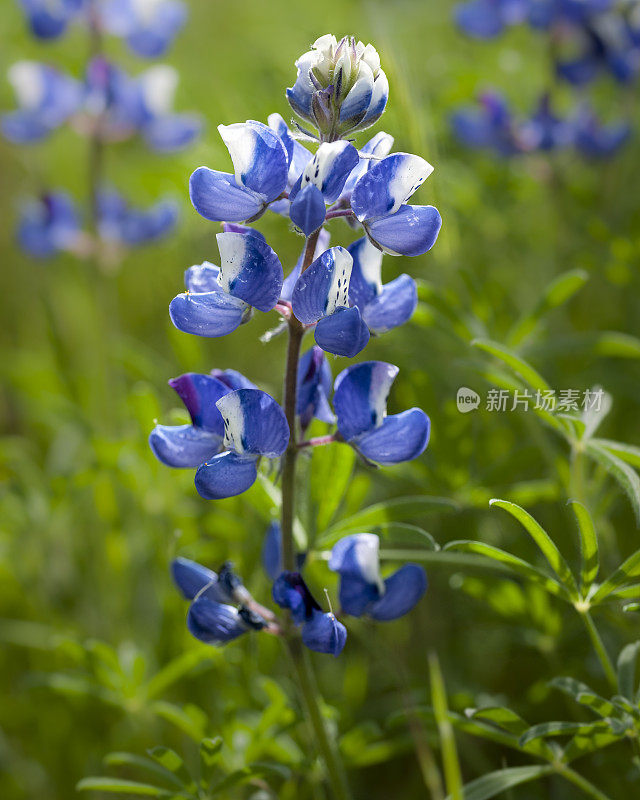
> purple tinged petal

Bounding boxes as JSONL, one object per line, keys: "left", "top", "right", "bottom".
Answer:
{"left": 368, "top": 563, "right": 428, "bottom": 621}
{"left": 169, "top": 291, "right": 248, "bottom": 337}
{"left": 351, "top": 153, "right": 434, "bottom": 222}
{"left": 365, "top": 204, "right": 442, "bottom": 257}
{"left": 333, "top": 361, "right": 399, "bottom": 441}
{"left": 189, "top": 167, "right": 264, "bottom": 223}
{"left": 216, "top": 231, "right": 283, "bottom": 312}
{"left": 314, "top": 307, "right": 370, "bottom": 358}
{"left": 355, "top": 408, "right": 431, "bottom": 464}
{"left": 289, "top": 183, "right": 326, "bottom": 235}
{"left": 194, "top": 451, "right": 258, "bottom": 499}
{"left": 362, "top": 274, "right": 418, "bottom": 333}
{"left": 148, "top": 424, "right": 222, "bottom": 468}
{"left": 168, "top": 373, "right": 230, "bottom": 433}
{"left": 216, "top": 389, "right": 289, "bottom": 457}
{"left": 218, "top": 121, "right": 289, "bottom": 202}
{"left": 187, "top": 596, "right": 248, "bottom": 644}
{"left": 302, "top": 610, "right": 347, "bottom": 656}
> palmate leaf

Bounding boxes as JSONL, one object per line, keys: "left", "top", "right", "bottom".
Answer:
{"left": 465, "top": 707, "right": 556, "bottom": 760}
{"left": 507, "top": 268, "right": 589, "bottom": 348}
{"left": 561, "top": 720, "right": 623, "bottom": 763}
{"left": 519, "top": 720, "right": 610, "bottom": 748}
{"left": 445, "top": 765, "right": 554, "bottom": 800}
{"left": 567, "top": 500, "right": 599, "bottom": 592}
{"left": 443, "top": 540, "right": 568, "bottom": 598}
{"left": 584, "top": 441, "right": 640, "bottom": 525}
{"left": 589, "top": 548, "right": 640, "bottom": 604}
{"left": 489, "top": 500, "right": 579, "bottom": 598}
{"left": 429, "top": 653, "right": 463, "bottom": 800}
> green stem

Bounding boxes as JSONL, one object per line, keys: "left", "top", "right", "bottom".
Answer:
{"left": 280, "top": 228, "right": 350, "bottom": 799}
{"left": 559, "top": 765, "right": 614, "bottom": 800}
{"left": 580, "top": 610, "right": 617, "bottom": 691}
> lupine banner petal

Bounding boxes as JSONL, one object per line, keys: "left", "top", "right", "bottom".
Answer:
{"left": 291, "top": 246, "right": 353, "bottom": 324}
{"left": 218, "top": 121, "right": 289, "bottom": 202}
{"left": 333, "top": 361, "right": 399, "bottom": 441}
{"left": 216, "top": 389, "right": 289, "bottom": 457}
{"left": 168, "top": 373, "right": 230, "bottom": 433}
{"left": 351, "top": 153, "right": 434, "bottom": 221}
{"left": 216, "top": 231, "right": 283, "bottom": 312}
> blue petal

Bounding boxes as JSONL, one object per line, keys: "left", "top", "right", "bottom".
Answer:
{"left": 171, "top": 557, "right": 228, "bottom": 603}
{"left": 294, "top": 141, "right": 360, "bottom": 204}
{"left": 272, "top": 571, "right": 320, "bottom": 624}
{"left": 168, "top": 373, "right": 230, "bottom": 433}
{"left": 451, "top": 109, "right": 496, "bottom": 149}
{"left": 291, "top": 246, "right": 353, "bottom": 325}
{"left": 286, "top": 50, "right": 316, "bottom": 121}
{"left": 296, "top": 346, "right": 335, "bottom": 429}
{"left": 210, "top": 369, "right": 257, "bottom": 392}
{"left": 216, "top": 231, "right": 283, "bottom": 312}
{"left": 218, "top": 121, "right": 289, "bottom": 202}
{"left": 187, "top": 596, "right": 248, "bottom": 644}
{"left": 189, "top": 167, "right": 264, "bottom": 223}
{"left": 456, "top": 0, "right": 505, "bottom": 38}
{"left": 262, "top": 521, "right": 282, "bottom": 581}
{"left": 355, "top": 408, "right": 431, "bottom": 464}
{"left": 194, "top": 451, "right": 258, "bottom": 499}
{"left": 339, "top": 62, "right": 374, "bottom": 126}
{"left": 216, "top": 389, "right": 289, "bottom": 457}
{"left": 302, "top": 610, "right": 347, "bottom": 657}
{"left": 351, "top": 153, "right": 434, "bottom": 222}
{"left": 329, "top": 533, "right": 383, "bottom": 616}
{"left": 1, "top": 111, "right": 50, "bottom": 143}
{"left": 184, "top": 262, "right": 220, "bottom": 293}
{"left": 347, "top": 236, "right": 382, "bottom": 308}
{"left": 290, "top": 184, "right": 326, "bottom": 236}
{"left": 366, "top": 204, "right": 442, "bottom": 257}
{"left": 337, "top": 575, "right": 379, "bottom": 617}
{"left": 359, "top": 70, "right": 389, "bottom": 129}
{"left": 333, "top": 361, "right": 399, "bottom": 441}
{"left": 340, "top": 132, "right": 395, "bottom": 200}
{"left": 362, "top": 274, "right": 418, "bottom": 333}
{"left": 267, "top": 112, "right": 313, "bottom": 186}
{"left": 281, "top": 228, "right": 331, "bottom": 302}
{"left": 369, "top": 564, "right": 428, "bottom": 621}
{"left": 315, "top": 307, "right": 370, "bottom": 358}
{"left": 149, "top": 424, "right": 222, "bottom": 468}
{"left": 169, "top": 290, "right": 248, "bottom": 337}
{"left": 17, "top": 191, "right": 81, "bottom": 257}
{"left": 144, "top": 113, "right": 201, "bottom": 151}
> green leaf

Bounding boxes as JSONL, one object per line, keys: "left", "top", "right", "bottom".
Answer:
{"left": 590, "top": 548, "right": 640, "bottom": 604}
{"left": 446, "top": 765, "right": 554, "bottom": 800}
{"left": 550, "top": 676, "right": 594, "bottom": 701}
{"left": 590, "top": 439, "right": 640, "bottom": 469}
{"left": 520, "top": 721, "right": 600, "bottom": 747}
{"left": 567, "top": 500, "right": 599, "bottom": 592}
{"left": 76, "top": 777, "right": 172, "bottom": 796}
{"left": 310, "top": 441, "right": 355, "bottom": 535}
{"left": 465, "top": 708, "right": 555, "bottom": 760}
{"left": 585, "top": 441, "right": 640, "bottom": 525}
{"left": 199, "top": 737, "right": 223, "bottom": 769}
{"left": 562, "top": 721, "right": 623, "bottom": 763}
{"left": 103, "top": 753, "right": 184, "bottom": 789}
{"left": 444, "top": 540, "right": 567, "bottom": 598}
{"left": 507, "top": 269, "right": 588, "bottom": 347}
{"left": 617, "top": 641, "right": 640, "bottom": 701}
{"left": 150, "top": 701, "right": 207, "bottom": 742}
{"left": 209, "top": 768, "right": 251, "bottom": 795}
{"left": 429, "top": 653, "right": 463, "bottom": 800}
{"left": 490, "top": 499, "right": 579, "bottom": 597}
{"left": 145, "top": 648, "right": 216, "bottom": 701}
{"left": 147, "top": 748, "right": 193, "bottom": 790}
{"left": 472, "top": 338, "right": 551, "bottom": 393}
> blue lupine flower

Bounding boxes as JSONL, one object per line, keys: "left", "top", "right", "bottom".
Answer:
{"left": 18, "top": 0, "right": 83, "bottom": 39}
{"left": 456, "top": 0, "right": 530, "bottom": 38}
{"left": 347, "top": 236, "right": 417, "bottom": 334}
{"left": 149, "top": 370, "right": 253, "bottom": 468}
{"left": 194, "top": 389, "right": 289, "bottom": 499}
{"left": 267, "top": 113, "right": 313, "bottom": 215}
{"left": 296, "top": 346, "right": 335, "bottom": 431}
{"left": 291, "top": 246, "right": 370, "bottom": 357}
{"left": 350, "top": 152, "right": 442, "bottom": 257}
{"left": 97, "top": 187, "right": 178, "bottom": 245}
{"left": 99, "top": 0, "right": 187, "bottom": 58}
{"left": 572, "top": 106, "right": 631, "bottom": 157}
{"left": 1, "top": 61, "right": 81, "bottom": 143}
{"left": 17, "top": 191, "right": 82, "bottom": 257}
{"left": 169, "top": 228, "right": 283, "bottom": 338}
{"left": 172, "top": 558, "right": 271, "bottom": 646}
{"left": 528, "top": 0, "right": 613, "bottom": 31}
{"left": 288, "top": 141, "right": 359, "bottom": 235}
{"left": 337, "top": 130, "right": 395, "bottom": 208}
{"left": 136, "top": 64, "right": 201, "bottom": 151}
{"left": 190, "top": 121, "right": 290, "bottom": 224}
{"left": 287, "top": 34, "right": 389, "bottom": 137}
{"left": 261, "top": 521, "right": 306, "bottom": 580}
{"left": 281, "top": 228, "right": 330, "bottom": 302}
{"left": 329, "top": 533, "right": 427, "bottom": 620}
{"left": 333, "top": 361, "right": 430, "bottom": 464}
{"left": 273, "top": 571, "right": 347, "bottom": 656}
{"left": 451, "top": 91, "right": 523, "bottom": 155}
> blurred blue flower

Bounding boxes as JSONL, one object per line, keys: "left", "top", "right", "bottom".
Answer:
{"left": 333, "top": 361, "right": 430, "bottom": 465}
{"left": 194, "top": 389, "right": 289, "bottom": 499}
{"left": 17, "top": 191, "right": 82, "bottom": 257}
{"left": 149, "top": 370, "right": 254, "bottom": 468}
{"left": 296, "top": 346, "right": 335, "bottom": 431}
{"left": 97, "top": 187, "right": 178, "bottom": 245}
{"left": 456, "top": 0, "right": 530, "bottom": 38}
{"left": 272, "top": 571, "right": 347, "bottom": 656}
{"left": 329, "top": 533, "right": 427, "bottom": 620}
{"left": 261, "top": 521, "right": 307, "bottom": 580}
{"left": 291, "top": 246, "right": 370, "bottom": 357}
{"left": 528, "top": 0, "right": 613, "bottom": 31}
{"left": 99, "top": 0, "right": 187, "bottom": 57}
{"left": 169, "top": 227, "right": 283, "bottom": 338}
{"left": 350, "top": 152, "right": 442, "bottom": 256}
{"left": 347, "top": 236, "right": 417, "bottom": 334}
{"left": 1, "top": 60, "right": 81, "bottom": 143}
{"left": 572, "top": 105, "right": 631, "bottom": 157}
{"left": 287, "top": 34, "right": 389, "bottom": 137}
{"left": 18, "top": 0, "right": 83, "bottom": 39}
{"left": 451, "top": 91, "right": 523, "bottom": 155}
{"left": 171, "top": 558, "right": 273, "bottom": 646}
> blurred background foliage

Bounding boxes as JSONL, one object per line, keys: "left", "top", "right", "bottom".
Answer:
{"left": 1, "top": 0, "right": 640, "bottom": 798}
